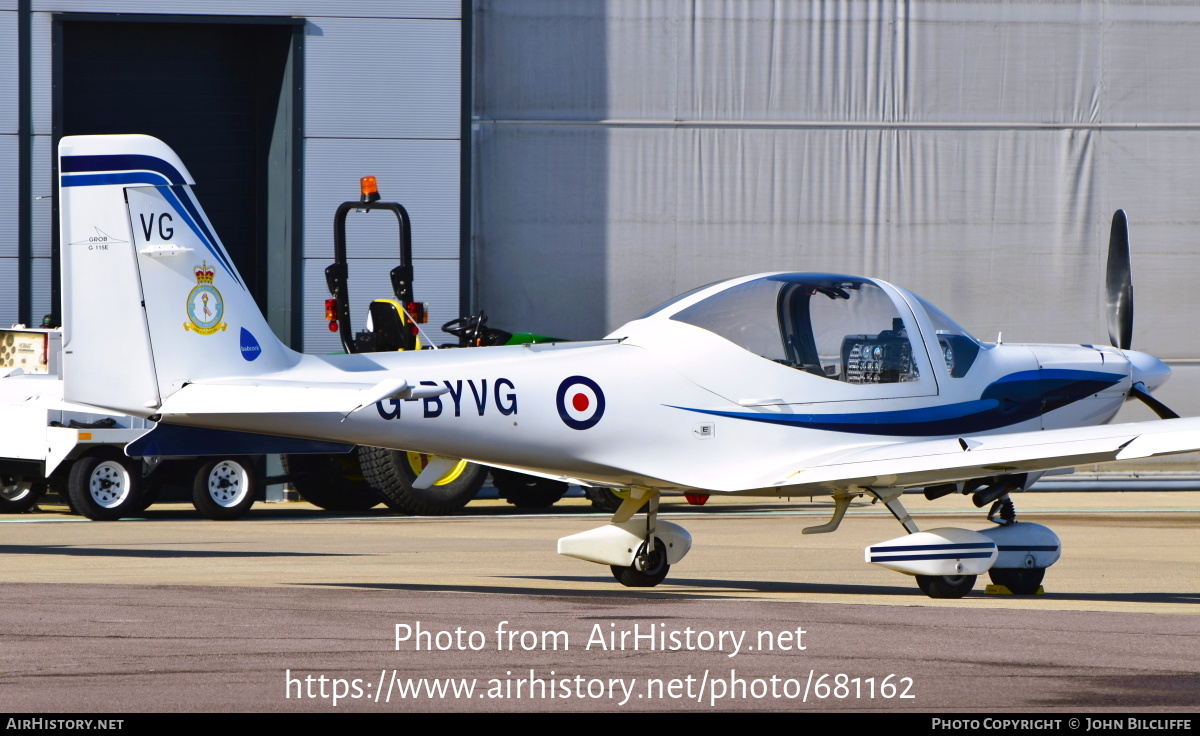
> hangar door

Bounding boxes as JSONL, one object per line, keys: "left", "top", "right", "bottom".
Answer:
{"left": 57, "top": 17, "right": 301, "bottom": 344}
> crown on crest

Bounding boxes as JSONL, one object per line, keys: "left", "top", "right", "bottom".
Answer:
{"left": 194, "top": 262, "right": 216, "bottom": 284}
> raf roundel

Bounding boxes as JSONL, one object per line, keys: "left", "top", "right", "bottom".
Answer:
{"left": 556, "top": 376, "right": 606, "bottom": 430}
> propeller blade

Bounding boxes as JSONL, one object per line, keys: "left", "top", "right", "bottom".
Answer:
{"left": 1105, "top": 209, "right": 1133, "bottom": 350}
{"left": 1130, "top": 383, "right": 1179, "bottom": 420}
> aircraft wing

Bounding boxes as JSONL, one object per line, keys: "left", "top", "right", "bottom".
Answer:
{"left": 757, "top": 416, "right": 1200, "bottom": 493}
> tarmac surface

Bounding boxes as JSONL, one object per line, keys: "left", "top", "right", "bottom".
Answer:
{"left": 2, "top": 489, "right": 1199, "bottom": 713}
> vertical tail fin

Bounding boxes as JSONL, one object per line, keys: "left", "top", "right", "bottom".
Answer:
{"left": 59, "top": 134, "right": 296, "bottom": 416}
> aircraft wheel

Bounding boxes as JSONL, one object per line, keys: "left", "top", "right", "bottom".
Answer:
{"left": 0, "top": 475, "right": 45, "bottom": 513}
{"left": 492, "top": 469, "right": 568, "bottom": 509}
{"left": 915, "top": 574, "right": 977, "bottom": 599}
{"left": 358, "top": 446, "right": 486, "bottom": 515}
{"left": 192, "top": 457, "right": 258, "bottom": 520}
{"left": 610, "top": 538, "right": 670, "bottom": 588}
{"left": 281, "top": 449, "right": 380, "bottom": 511}
{"left": 68, "top": 449, "right": 144, "bottom": 521}
{"left": 988, "top": 567, "right": 1045, "bottom": 595}
{"left": 584, "top": 487, "right": 624, "bottom": 513}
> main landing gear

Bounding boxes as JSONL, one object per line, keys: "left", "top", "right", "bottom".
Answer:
{"left": 557, "top": 487, "right": 692, "bottom": 587}
{"left": 864, "top": 487, "right": 1061, "bottom": 599}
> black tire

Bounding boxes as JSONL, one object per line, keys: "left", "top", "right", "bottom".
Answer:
{"left": 68, "top": 448, "right": 144, "bottom": 521}
{"left": 610, "top": 538, "right": 670, "bottom": 588}
{"left": 358, "top": 446, "right": 486, "bottom": 515}
{"left": 192, "top": 457, "right": 258, "bottom": 520}
{"left": 915, "top": 574, "right": 977, "bottom": 599}
{"left": 492, "top": 469, "right": 568, "bottom": 509}
{"left": 280, "top": 449, "right": 380, "bottom": 511}
{"left": 988, "top": 567, "right": 1045, "bottom": 595}
{"left": 0, "top": 476, "right": 46, "bottom": 514}
{"left": 585, "top": 486, "right": 624, "bottom": 513}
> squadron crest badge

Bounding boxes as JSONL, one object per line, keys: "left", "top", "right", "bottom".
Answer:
{"left": 184, "top": 261, "right": 228, "bottom": 335}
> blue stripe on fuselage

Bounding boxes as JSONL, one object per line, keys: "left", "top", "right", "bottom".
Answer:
{"left": 669, "top": 369, "right": 1123, "bottom": 436}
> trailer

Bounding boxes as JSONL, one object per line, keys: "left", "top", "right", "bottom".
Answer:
{"left": 0, "top": 327, "right": 261, "bottom": 520}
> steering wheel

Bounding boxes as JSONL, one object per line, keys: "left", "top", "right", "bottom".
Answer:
{"left": 442, "top": 312, "right": 488, "bottom": 345}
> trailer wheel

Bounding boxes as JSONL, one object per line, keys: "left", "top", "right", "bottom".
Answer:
{"left": 358, "top": 446, "right": 486, "bottom": 515}
{"left": 68, "top": 448, "right": 144, "bottom": 521}
{"left": 280, "top": 449, "right": 380, "bottom": 511}
{"left": 192, "top": 457, "right": 258, "bottom": 520}
{"left": 0, "top": 476, "right": 46, "bottom": 514}
{"left": 491, "top": 469, "right": 568, "bottom": 509}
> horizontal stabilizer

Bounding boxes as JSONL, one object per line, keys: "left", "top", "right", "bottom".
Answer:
{"left": 126, "top": 424, "right": 354, "bottom": 458}
{"left": 158, "top": 380, "right": 412, "bottom": 416}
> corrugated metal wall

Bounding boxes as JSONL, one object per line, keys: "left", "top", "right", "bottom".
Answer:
{"left": 0, "top": 3, "right": 20, "bottom": 324}
{"left": 1, "top": 1, "right": 462, "bottom": 355}
{"left": 472, "top": 0, "right": 1200, "bottom": 423}
{"left": 300, "top": 12, "right": 462, "bottom": 352}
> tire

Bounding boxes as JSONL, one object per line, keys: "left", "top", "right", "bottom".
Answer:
{"left": 280, "top": 449, "right": 381, "bottom": 511}
{"left": 491, "top": 469, "right": 568, "bottom": 509}
{"left": 68, "top": 449, "right": 144, "bottom": 521}
{"left": 584, "top": 487, "right": 625, "bottom": 513}
{"left": 358, "top": 446, "right": 486, "bottom": 515}
{"left": 0, "top": 476, "right": 46, "bottom": 514}
{"left": 192, "top": 457, "right": 258, "bottom": 520}
{"left": 915, "top": 574, "right": 977, "bottom": 599}
{"left": 611, "top": 538, "right": 670, "bottom": 588}
{"left": 988, "top": 567, "right": 1045, "bottom": 595}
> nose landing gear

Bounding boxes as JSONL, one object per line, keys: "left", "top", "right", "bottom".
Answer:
{"left": 867, "top": 489, "right": 1059, "bottom": 598}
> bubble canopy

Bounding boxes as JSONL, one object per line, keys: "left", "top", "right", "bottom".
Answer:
{"left": 646, "top": 274, "right": 979, "bottom": 382}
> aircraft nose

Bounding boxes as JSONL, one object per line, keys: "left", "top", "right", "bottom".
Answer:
{"left": 1125, "top": 350, "right": 1171, "bottom": 392}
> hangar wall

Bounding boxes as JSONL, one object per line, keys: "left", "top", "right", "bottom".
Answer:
{"left": 0, "top": 1, "right": 463, "bottom": 354}
{"left": 473, "top": 0, "right": 1200, "bottom": 425}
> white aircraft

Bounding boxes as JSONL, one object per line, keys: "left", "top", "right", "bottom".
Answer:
{"left": 58, "top": 134, "right": 1200, "bottom": 598}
